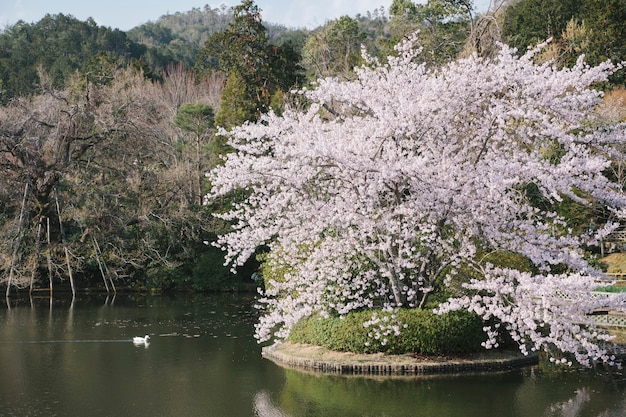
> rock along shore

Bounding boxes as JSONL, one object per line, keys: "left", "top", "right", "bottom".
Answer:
{"left": 262, "top": 342, "right": 539, "bottom": 377}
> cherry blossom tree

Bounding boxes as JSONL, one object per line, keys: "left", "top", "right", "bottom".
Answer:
{"left": 208, "top": 35, "right": 626, "bottom": 366}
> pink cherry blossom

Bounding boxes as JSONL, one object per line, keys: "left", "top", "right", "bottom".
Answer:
{"left": 208, "top": 35, "right": 626, "bottom": 366}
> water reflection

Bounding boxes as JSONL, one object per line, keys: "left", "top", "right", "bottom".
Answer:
{"left": 548, "top": 388, "right": 591, "bottom": 417}
{"left": 543, "top": 386, "right": 626, "bottom": 417}
{"left": 254, "top": 390, "right": 293, "bottom": 417}
{"left": 1, "top": 294, "right": 625, "bottom": 417}
{"left": 273, "top": 367, "right": 626, "bottom": 417}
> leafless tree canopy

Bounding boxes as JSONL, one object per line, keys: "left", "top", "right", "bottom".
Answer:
{"left": 0, "top": 67, "right": 225, "bottom": 294}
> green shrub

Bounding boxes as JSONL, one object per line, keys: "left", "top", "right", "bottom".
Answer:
{"left": 392, "top": 309, "right": 485, "bottom": 355}
{"left": 289, "top": 308, "right": 485, "bottom": 355}
{"left": 146, "top": 266, "right": 189, "bottom": 292}
{"left": 191, "top": 247, "right": 236, "bottom": 291}
{"left": 594, "top": 285, "right": 626, "bottom": 293}
{"left": 191, "top": 246, "right": 260, "bottom": 292}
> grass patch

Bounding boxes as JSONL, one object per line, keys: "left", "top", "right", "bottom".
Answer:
{"left": 594, "top": 285, "right": 626, "bottom": 293}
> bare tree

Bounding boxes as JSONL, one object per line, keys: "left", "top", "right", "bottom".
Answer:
{"left": 0, "top": 66, "right": 225, "bottom": 295}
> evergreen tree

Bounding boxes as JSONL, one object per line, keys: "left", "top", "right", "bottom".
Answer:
{"left": 502, "top": 0, "right": 582, "bottom": 51}
{"left": 502, "top": 0, "right": 626, "bottom": 85}
{"left": 174, "top": 103, "right": 216, "bottom": 205}
{"left": 194, "top": 0, "right": 302, "bottom": 128}
{"left": 0, "top": 14, "right": 147, "bottom": 102}
{"left": 387, "top": 0, "right": 475, "bottom": 66}
{"left": 302, "top": 16, "right": 366, "bottom": 79}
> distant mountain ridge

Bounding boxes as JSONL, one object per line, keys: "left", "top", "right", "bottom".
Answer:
{"left": 0, "top": 3, "right": 389, "bottom": 103}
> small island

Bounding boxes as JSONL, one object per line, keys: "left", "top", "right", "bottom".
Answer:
{"left": 262, "top": 342, "right": 539, "bottom": 376}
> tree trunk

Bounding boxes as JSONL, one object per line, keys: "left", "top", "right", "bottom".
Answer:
{"left": 386, "top": 244, "right": 406, "bottom": 307}
{"left": 196, "top": 134, "right": 203, "bottom": 206}
{"left": 46, "top": 217, "right": 53, "bottom": 296}
{"left": 93, "top": 235, "right": 115, "bottom": 293}
{"left": 91, "top": 234, "right": 115, "bottom": 293}
{"left": 54, "top": 187, "right": 75, "bottom": 297}
{"left": 6, "top": 180, "right": 30, "bottom": 299}
{"left": 29, "top": 219, "right": 44, "bottom": 295}
{"left": 92, "top": 235, "right": 109, "bottom": 293}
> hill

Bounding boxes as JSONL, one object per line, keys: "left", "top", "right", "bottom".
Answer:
{"left": 0, "top": 13, "right": 148, "bottom": 102}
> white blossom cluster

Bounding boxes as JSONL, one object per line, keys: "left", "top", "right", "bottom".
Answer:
{"left": 208, "top": 35, "right": 626, "bottom": 365}
{"left": 436, "top": 266, "right": 620, "bottom": 366}
{"left": 362, "top": 311, "right": 404, "bottom": 347}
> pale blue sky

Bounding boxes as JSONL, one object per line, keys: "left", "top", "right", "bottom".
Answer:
{"left": 0, "top": 0, "right": 494, "bottom": 31}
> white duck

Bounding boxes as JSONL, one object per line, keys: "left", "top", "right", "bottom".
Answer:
{"left": 133, "top": 335, "right": 150, "bottom": 345}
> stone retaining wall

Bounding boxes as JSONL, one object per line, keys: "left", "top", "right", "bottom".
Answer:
{"left": 262, "top": 343, "right": 539, "bottom": 377}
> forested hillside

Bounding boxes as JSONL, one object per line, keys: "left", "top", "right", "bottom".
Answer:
{"left": 502, "top": 0, "right": 626, "bottom": 85}
{"left": 0, "top": 14, "right": 148, "bottom": 103}
{"left": 0, "top": 3, "right": 389, "bottom": 104}
{"left": 0, "top": 0, "right": 625, "bottom": 298}
{"left": 126, "top": 5, "right": 234, "bottom": 71}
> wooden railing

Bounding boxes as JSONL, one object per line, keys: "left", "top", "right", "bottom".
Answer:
{"left": 605, "top": 230, "right": 626, "bottom": 242}
{"left": 600, "top": 229, "right": 626, "bottom": 256}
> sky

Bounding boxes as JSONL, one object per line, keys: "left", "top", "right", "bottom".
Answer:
{"left": 0, "top": 0, "right": 494, "bottom": 31}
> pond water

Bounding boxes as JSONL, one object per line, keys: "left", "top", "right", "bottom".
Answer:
{"left": 1, "top": 293, "right": 625, "bottom": 417}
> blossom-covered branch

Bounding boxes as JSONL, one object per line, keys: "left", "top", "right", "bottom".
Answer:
{"left": 208, "top": 34, "right": 626, "bottom": 365}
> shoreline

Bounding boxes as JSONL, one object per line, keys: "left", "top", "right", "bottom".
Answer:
{"left": 262, "top": 342, "right": 539, "bottom": 377}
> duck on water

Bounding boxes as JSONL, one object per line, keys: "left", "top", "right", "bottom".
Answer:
{"left": 133, "top": 335, "right": 150, "bottom": 345}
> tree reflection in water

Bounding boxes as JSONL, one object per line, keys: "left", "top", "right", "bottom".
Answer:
{"left": 254, "top": 390, "right": 292, "bottom": 417}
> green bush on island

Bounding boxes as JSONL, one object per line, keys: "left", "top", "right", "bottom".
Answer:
{"left": 594, "top": 285, "right": 626, "bottom": 293}
{"left": 288, "top": 308, "right": 486, "bottom": 355}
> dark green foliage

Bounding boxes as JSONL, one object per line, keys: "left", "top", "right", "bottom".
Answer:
{"left": 502, "top": 0, "right": 626, "bottom": 86}
{"left": 190, "top": 246, "right": 235, "bottom": 291}
{"left": 128, "top": 5, "right": 233, "bottom": 49}
{"left": 290, "top": 313, "right": 357, "bottom": 350}
{"left": 302, "top": 16, "right": 367, "bottom": 79}
{"left": 269, "top": 28, "right": 309, "bottom": 51}
{"left": 195, "top": 0, "right": 303, "bottom": 127}
{"left": 126, "top": 5, "right": 304, "bottom": 72}
{"left": 580, "top": 0, "right": 626, "bottom": 86}
{"left": 391, "top": 309, "right": 485, "bottom": 355}
{"left": 0, "top": 14, "right": 146, "bottom": 102}
{"left": 126, "top": 242, "right": 244, "bottom": 293}
{"left": 127, "top": 6, "right": 233, "bottom": 71}
{"left": 140, "top": 244, "right": 254, "bottom": 293}
{"left": 174, "top": 103, "right": 215, "bottom": 134}
{"left": 195, "top": 0, "right": 269, "bottom": 77}
{"left": 387, "top": 0, "right": 474, "bottom": 67}
{"left": 289, "top": 309, "right": 485, "bottom": 355}
{"left": 301, "top": 9, "right": 394, "bottom": 79}
{"left": 189, "top": 245, "right": 259, "bottom": 292}
{"left": 214, "top": 71, "right": 255, "bottom": 128}
{"left": 481, "top": 250, "right": 536, "bottom": 273}
{"left": 145, "top": 265, "right": 190, "bottom": 292}
{"left": 502, "top": 0, "right": 581, "bottom": 51}
{"left": 524, "top": 181, "right": 603, "bottom": 240}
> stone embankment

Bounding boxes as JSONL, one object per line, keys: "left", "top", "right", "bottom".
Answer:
{"left": 262, "top": 342, "right": 539, "bottom": 377}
